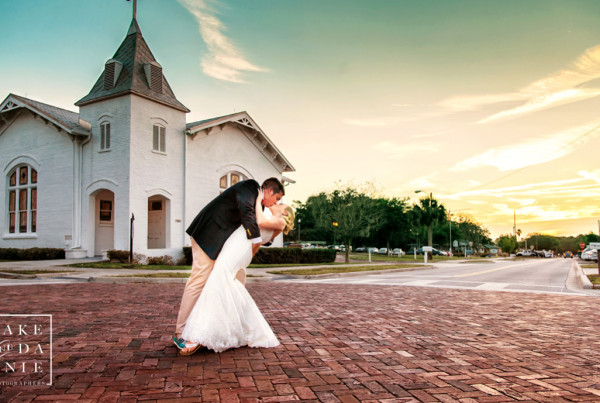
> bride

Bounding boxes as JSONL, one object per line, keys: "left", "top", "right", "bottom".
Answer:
{"left": 180, "top": 193, "right": 294, "bottom": 354}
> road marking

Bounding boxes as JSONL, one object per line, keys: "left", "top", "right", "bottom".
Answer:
{"left": 454, "top": 260, "right": 540, "bottom": 278}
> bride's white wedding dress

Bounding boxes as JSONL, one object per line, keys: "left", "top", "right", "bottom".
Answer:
{"left": 181, "top": 225, "right": 279, "bottom": 353}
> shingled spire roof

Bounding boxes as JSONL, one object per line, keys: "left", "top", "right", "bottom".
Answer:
{"left": 76, "top": 19, "right": 189, "bottom": 112}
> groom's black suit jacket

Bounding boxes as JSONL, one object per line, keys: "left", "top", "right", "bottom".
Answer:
{"left": 186, "top": 179, "right": 261, "bottom": 260}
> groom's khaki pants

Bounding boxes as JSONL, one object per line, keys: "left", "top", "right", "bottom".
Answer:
{"left": 176, "top": 237, "right": 247, "bottom": 336}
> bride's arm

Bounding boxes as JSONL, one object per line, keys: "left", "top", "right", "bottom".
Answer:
{"left": 255, "top": 195, "right": 285, "bottom": 231}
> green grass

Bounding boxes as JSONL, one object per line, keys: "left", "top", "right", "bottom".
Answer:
{"left": 65, "top": 262, "right": 191, "bottom": 270}
{"left": 348, "top": 253, "right": 468, "bottom": 262}
{"left": 587, "top": 274, "right": 600, "bottom": 284}
{"left": 460, "top": 259, "right": 495, "bottom": 264}
{"left": 114, "top": 272, "right": 191, "bottom": 278}
{"left": 67, "top": 261, "right": 343, "bottom": 270}
{"left": 248, "top": 262, "right": 339, "bottom": 268}
{"left": 267, "top": 263, "right": 427, "bottom": 276}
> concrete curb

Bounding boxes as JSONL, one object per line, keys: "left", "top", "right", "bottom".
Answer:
{"left": 88, "top": 276, "right": 188, "bottom": 284}
{"left": 270, "top": 265, "right": 433, "bottom": 280}
{"left": 0, "top": 271, "right": 35, "bottom": 279}
{"left": 568, "top": 260, "right": 593, "bottom": 290}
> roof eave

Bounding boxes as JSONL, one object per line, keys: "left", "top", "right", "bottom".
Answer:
{"left": 76, "top": 90, "right": 190, "bottom": 113}
{"left": 185, "top": 111, "right": 295, "bottom": 173}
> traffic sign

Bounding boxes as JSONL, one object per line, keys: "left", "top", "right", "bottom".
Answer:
{"left": 422, "top": 246, "right": 433, "bottom": 252}
{"left": 580, "top": 242, "right": 586, "bottom": 249}
{"left": 590, "top": 242, "right": 600, "bottom": 249}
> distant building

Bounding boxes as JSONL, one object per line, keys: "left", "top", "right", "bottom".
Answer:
{"left": 0, "top": 18, "right": 294, "bottom": 258}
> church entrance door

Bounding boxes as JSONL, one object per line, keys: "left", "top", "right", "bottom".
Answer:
{"left": 148, "top": 196, "right": 167, "bottom": 249}
{"left": 94, "top": 190, "right": 114, "bottom": 256}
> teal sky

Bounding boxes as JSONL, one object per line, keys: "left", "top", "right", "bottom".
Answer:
{"left": 2, "top": 0, "right": 600, "bottom": 239}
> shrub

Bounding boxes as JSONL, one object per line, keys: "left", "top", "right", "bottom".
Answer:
{"left": 0, "top": 248, "right": 65, "bottom": 261}
{"left": 182, "top": 246, "right": 192, "bottom": 265}
{"left": 133, "top": 253, "right": 147, "bottom": 265}
{"left": 107, "top": 250, "right": 131, "bottom": 263}
{"left": 251, "top": 247, "right": 303, "bottom": 264}
{"left": 147, "top": 255, "right": 174, "bottom": 266}
{"left": 300, "top": 249, "right": 336, "bottom": 264}
{"left": 251, "top": 248, "right": 336, "bottom": 265}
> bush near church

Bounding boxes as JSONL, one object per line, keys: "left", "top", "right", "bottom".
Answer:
{"left": 0, "top": 247, "right": 65, "bottom": 261}
{"left": 181, "top": 246, "right": 336, "bottom": 265}
{"left": 107, "top": 249, "right": 131, "bottom": 263}
{"left": 252, "top": 247, "right": 336, "bottom": 265}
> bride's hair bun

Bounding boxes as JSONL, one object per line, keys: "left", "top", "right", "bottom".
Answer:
{"left": 282, "top": 206, "right": 295, "bottom": 235}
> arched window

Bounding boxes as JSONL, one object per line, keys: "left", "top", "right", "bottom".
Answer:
{"left": 8, "top": 165, "right": 37, "bottom": 233}
{"left": 219, "top": 172, "right": 247, "bottom": 193}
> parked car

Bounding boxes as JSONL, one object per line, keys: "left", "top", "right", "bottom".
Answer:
{"left": 355, "top": 247, "right": 366, "bottom": 253}
{"left": 540, "top": 250, "right": 554, "bottom": 258}
{"left": 392, "top": 248, "right": 405, "bottom": 256}
{"left": 582, "top": 248, "right": 598, "bottom": 261}
{"left": 414, "top": 247, "right": 445, "bottom": 256}
{"left": 516, "top": 249, "right": 535, "bottom": 257}
{"left": 367, "top": 247, "right": 379, "bottom": 254}
{"left": 563, "top": 251, "right": 573, "bottom": 258}
{"left": 378, "top": 248, "right": 388, "bottom": 255}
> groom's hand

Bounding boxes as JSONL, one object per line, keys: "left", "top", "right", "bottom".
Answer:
{"left": 252, "top": 243, "right": 261, "bottom": 256}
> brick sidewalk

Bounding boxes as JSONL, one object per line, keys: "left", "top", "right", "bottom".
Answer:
{"left": 1, "top": 283, "right": 600, "bottom": 402}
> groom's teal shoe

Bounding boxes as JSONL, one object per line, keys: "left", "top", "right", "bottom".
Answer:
{"left": 173, "top": 335, "right": 186, "bottom": 350}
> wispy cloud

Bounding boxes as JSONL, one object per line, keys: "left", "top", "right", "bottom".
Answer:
{"left": 444, "top": 175, "right": 599, "bottom": 201}
{"left": 373, "top": 140, "right": 440, "bottom": 158}
{"left": 439, "top": 45, "right": 600, "bottom": 123}
{"left": 177, "top": 0, "right": 268, "bottom": 83}
{"left": 452, "top": 121, "right": 600, "bottom": 172}
{"left": 478, "top": 88, "right": 600, "bottom": 124}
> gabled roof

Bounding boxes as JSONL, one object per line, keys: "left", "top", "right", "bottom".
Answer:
{"left": 186, "top": 111, "right": 295, "bottom": 173}
{"left": 76, "top": 19, "right": 189, "bottom": 113}
{"left": 0, "top": 94, "right": 91, "bottom": 137}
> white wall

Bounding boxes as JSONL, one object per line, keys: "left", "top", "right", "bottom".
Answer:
{"left": 129, "top": 95, "right": 187, "bottom": 258}
{"left": 185, "top": 122, "right": 283, "bottom": 246}
{"left": 0, "top": 112, "right": 74, "bottom": 248}
{"left": 79, "top": 96, "right": 132, "bottom": 256}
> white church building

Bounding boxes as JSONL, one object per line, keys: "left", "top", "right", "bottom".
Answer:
{"left": 0, "top": 18, "right": 294, "bottom": 259}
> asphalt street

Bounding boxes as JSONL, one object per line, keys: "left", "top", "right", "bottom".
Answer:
{"left": 280, "top": 258, "right": 585, "bottom": 295}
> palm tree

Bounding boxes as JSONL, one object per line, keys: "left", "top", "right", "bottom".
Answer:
{"left": 412, "top": 194, "right": 446, "bottom": 248}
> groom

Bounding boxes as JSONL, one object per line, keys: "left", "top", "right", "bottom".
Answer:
{"left": 174, "top": 177, "right": 285, "bottom": 354}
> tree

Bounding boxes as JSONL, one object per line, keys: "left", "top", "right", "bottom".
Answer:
{"left": 411, "top": 194, "right": 446, "bottom": 248}
{"left": 496, "top": 234, "right": 518, "bottom": 254}
{"left": 369, "top": 196, "right": 411, "bottom": 250}
{"left": 311, "top": 184, "right": 384, "bottom": 263}
{"left": 456, "top": 214, "right": 491, "bottom": 252}
{"left": 525, "top": 233, "right": 559, "bottom": 251}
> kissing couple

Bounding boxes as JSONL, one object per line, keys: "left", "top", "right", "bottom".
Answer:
{"left": 173, "top": 177, "right": 294, "bottom": 355}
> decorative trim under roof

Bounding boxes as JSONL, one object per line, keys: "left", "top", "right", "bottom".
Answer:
{"left": 186, "top": 111, "right": 295, "bottom": 173}
{"left": 0, "top": 94, "right": 91, "bottom": 138}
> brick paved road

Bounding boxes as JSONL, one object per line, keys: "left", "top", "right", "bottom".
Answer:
{"left": 1, "top": 283, "right": 600, "bottom": 402}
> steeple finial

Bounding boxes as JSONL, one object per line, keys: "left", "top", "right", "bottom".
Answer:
{"left": 127, "top": 0, "right": 137, "bottom": 20}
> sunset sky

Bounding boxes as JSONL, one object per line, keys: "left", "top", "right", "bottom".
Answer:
{"left": 2, "top": 0, "right": 600, "bottom": 239}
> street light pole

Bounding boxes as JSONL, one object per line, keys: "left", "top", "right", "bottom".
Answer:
{"left": 298, "top": 219, "right": 301, "bottom": 243}
{"left": 449, "top": 210, "right": 452, "bottom": 255}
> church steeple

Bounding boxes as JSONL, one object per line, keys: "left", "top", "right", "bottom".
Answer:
{"left": 127, "top": 18, "right": 142, "bottom": 36}
{"left": 76, "top": 14, "right": 189, "bottom": 112}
